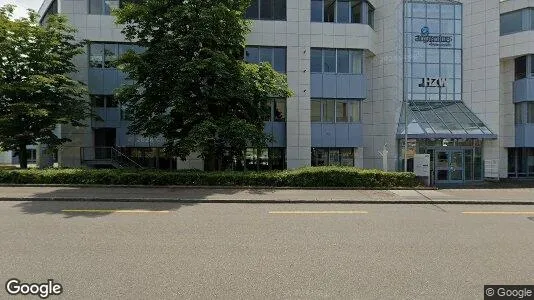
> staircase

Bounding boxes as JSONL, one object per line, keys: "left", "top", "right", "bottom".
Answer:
{"left": 81, "top": 147, "right": 143, "bottom": 169}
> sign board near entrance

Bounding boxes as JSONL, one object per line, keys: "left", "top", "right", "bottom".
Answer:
{"left": 414, "top": 154, "right": 431, "bottom": 177}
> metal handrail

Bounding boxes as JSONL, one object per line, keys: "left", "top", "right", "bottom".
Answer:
{"left": 80, "top": 147, "right": 144, "bottom": 169}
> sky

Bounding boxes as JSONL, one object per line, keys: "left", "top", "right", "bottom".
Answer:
{"left": 0, "top": 0, "right": 43, "bottom": 18}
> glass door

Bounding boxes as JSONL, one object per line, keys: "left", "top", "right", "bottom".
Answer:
{"left": 449, "top": 151, "right": 464, "bottom": 182}
{"left": 435, "top": 151, "right": 449, "bottom": 182}
{"left": 434, "top": 149, "right": 464, "bottom": 184}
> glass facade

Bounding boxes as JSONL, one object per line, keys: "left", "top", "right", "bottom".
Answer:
{"left": 311, "top": 0, "right": 374, "bottom": 27}
{"left": 89, "top": 42, "right": 143, "bottom": 69}
{"left": 404, "top": 1, "right": 462, "bottom": 102}
{"left": 245, "top": 46, "right": 287, "bottom": 73}
{"left": 500, "top": 8, "right": 534, "bottom": 36}
{"left": 399, "top": 139, "right": 483, "bottom": 182}
{"left": 508, "top": 148, "right": 534, "bottom": 178}
{"left": 311, "top": 148, "right": 355, "bottom": 166}
{"left": 311, "top": 99, "right": 361, "bottom": 122}
{"left": 310, "top": 48, "right": 363, "bottom": 74}
{"left": 245, "top": 0, "right": 286, "bottom": 21}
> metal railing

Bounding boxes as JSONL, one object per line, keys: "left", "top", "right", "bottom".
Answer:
{"left": 80, "top": 147, "right": 143, "bottom": 169}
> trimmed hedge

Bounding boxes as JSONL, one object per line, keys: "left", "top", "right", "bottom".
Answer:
{"left": 0, "top": 167, "right": 419, "bottom": 188}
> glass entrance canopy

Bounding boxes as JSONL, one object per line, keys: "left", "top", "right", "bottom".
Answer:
{"left": 397, "top": 101, "right": 497, "bottom": 139}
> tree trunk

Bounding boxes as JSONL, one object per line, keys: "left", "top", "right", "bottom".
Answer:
{"left": 19, "top": 144, "right": 28, "bottom": 169}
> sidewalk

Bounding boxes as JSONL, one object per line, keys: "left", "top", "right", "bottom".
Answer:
{"left": 0, "top": 186, "right": 533, "bottom": 204}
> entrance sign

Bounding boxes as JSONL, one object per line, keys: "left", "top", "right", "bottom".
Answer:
{"left": 414, "top": 154, "right": 431, "bottom": 177}
{"left": 419, "top": 77, "right": 447, "bottom": 88}
{"left": 484, "top": 159, "right": 499, "bottom": 179}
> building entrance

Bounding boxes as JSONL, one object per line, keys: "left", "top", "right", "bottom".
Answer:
{"left": 433, "top": 149, "right": 464, "bottom": 184}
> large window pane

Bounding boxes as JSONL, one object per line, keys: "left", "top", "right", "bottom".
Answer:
{"left": 324, "top": 0, "right": 335, "bottom": 22}
{"left": 500, "top": 10, "right": 523, "bottom": 35}
{"left": 245, "top": 0, "right": 259, "bottom": 19}
{"left": 351, "top": 0, "right": 362, "bottom": 23}
{"left": 351, "top": 101, "right": 361, "bottom": 122}
{"left": 273, "top": 0, "right": 286, "bottom": 20}
{"left": 245, "top": 46, "right": 259, "bottom": 64}
{"left": 260, "top": 47, "right": 274, "bottom": 66}
{"left": 89, "top": 0, "right": 103, "bottom": 14}
{"left": 337, "top": 0, "right": 350, "bottom": 23}
{"left": 91, "top": 95, "right": 105, "bottom": 107}
{"left": 324, "top": 100, "right": 335, "bottom": 122}
{"left": 89, "top": 43, "right": 104, "bottom": 68}
{"left": 427, "top": 4, "right": 439, "bottom": 19}
{"left": 441, "top": 5, "right": 454, "bottom": 19}
{"left": 274, "top": 99, "right": 286, "bottom": 121}
{"left": 273, "top": 47, "right": 286, "bottom": 73}
{"left": 311, "top": 100, "right": 322, "bottom": 122}
{"left": 515, "top": 103, "right": 524, "bottom": 124}
{"left": 528, "top": 103, "right": 534, "bottom": 123}
{"left": 311, "top": 48, "right": 323, "bottom": 72}
{"left": 323, "top": 49, "right": 336, "bottom": 72}
{"left": 104, "top": 43, "right": 118, "bottom": 68}
{"left": 104, "top": 0, "right": 120, "bottom": 15}
{"left": 337, "top": 50, "right": 350, "bottom": 73}
{"left": 368, "top": 5, "right": 374, "bottom": 28}
{"left": 336, "top": 102, "right": 349, "bottom": 122}
{"left": 349, "top": 50, "right": 362, "bottom": 74}
{"left": 340, "top": 148, "right": 354, "bottom": 166}
{"left": 260, "top": 0, "right": 274, "bottom": 20}
{"left": 515, "top": 56, "right": 527, "bottom": 80}
{"left": 311, "top": 0, "right": 323, "bottom": 22}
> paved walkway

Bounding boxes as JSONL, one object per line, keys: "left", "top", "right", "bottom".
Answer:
{"left": 0, "top": 186, "right": 533, "bottom": 204}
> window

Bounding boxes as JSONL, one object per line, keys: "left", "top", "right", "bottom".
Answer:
{"left": 311, "top": 99, "right": 361, "bottom": 123}
{"left": 311, "top": 48, "right": 364, "bottom": 74}
{"left": 311, "top": 0, "right": 372, "bottom": 25}
{"left": 351, "top": 0, "right": 362, "bottom": 23}
{"left": 515, "top": 56, "right": 527, "bottom": 80}
{"left": 368, "top": 4, "right": 374, "bottom": 28}
{"left": 311, "top": 0, "right": 323, "bottom": 22}
{"left": 89, "top": 0, "right": 120, "bottom": 15}
{"left": 244, "top": 147, "right": 286, "bottom": 170}
{"left": 515, "top": 103, "right": 524, "bottom": 125}
{"left": 245, "top": 0, "right": 286, "bottom": 20}
{"left": 312, "top": 148, "right": 354, "bottom": 166}
{"left": 323, "top": 49, "right": 336, "bottom": 72}
{"left": 265, "top": 99, "right": 287, "bottom": 122}
{"left": 324, "top": 0, "right": 335, "bottom": 22}
{"left": 529, "top": 103, "right": 534, "bottom": 123}
{"left": 245, "top": 46, "right": 286, "bottom": 73}
{"left": 91, "top": 95, "right": 117, "bottom": 108}
{"left": 500, "top": 9, "right": 524, "bottom": 35}
{"left": 89, "top": 43, "right": 104, "bottom": 68}
{"left": 90, "top": 42, "right": 142, "bottom": 69}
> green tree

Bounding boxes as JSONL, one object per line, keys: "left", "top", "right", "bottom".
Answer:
{"left": 0, "top": 5, "right": 89, "bottom": 169}
{"left": 115, "top": 0, "right": 292, "bottom": 171}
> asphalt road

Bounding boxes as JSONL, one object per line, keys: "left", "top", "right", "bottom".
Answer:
{"left": 1, "top": 201, "right": 533, "bottom": 299}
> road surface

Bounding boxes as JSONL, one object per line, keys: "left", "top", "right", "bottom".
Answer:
{"left": 1, "top": 201, "right": 532, "bottom": 299}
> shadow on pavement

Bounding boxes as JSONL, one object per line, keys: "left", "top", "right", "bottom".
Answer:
{"left": 12, "top": 201, "right": 197, "bottom": 218}
{"left": 438, "top": 179, "right": 534, "bottom": 189}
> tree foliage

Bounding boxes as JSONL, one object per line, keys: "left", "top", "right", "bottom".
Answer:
{"left": 115, "top": 0, "right": 293, "bottom": 170}
{"left": 0, "top": 5, "right": 89, "bottom": 168}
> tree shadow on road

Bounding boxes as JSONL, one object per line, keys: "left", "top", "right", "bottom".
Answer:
{"left": 11, "top": 201, "right": 197, "bottom": 219}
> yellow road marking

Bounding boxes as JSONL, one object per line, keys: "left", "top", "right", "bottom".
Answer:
{"left": 61, "top": 210, "right": 170, "bottom": 213}
{"left": 269, "top": 211, "right": 368, "bottom": 215}
{"left": 462, "top": 211, "right": 534, "bottom": 215}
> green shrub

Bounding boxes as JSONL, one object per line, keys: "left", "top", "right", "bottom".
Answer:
{"left": 0, "top": 167, "right": 419, "bottom": 188}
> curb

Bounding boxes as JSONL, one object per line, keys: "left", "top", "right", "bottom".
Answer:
{"left": 1, "top": 198, "right": 533, "bottom": 205}
{"left": 0, "top": 184, "right": 434, "bottom": 190}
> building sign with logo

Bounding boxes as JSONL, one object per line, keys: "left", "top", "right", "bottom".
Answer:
{"left": 414, "top": 26, "right": 452, "bottom": 47}
{"left": 419, "top": 77, "right": 447, "bottom": 88}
